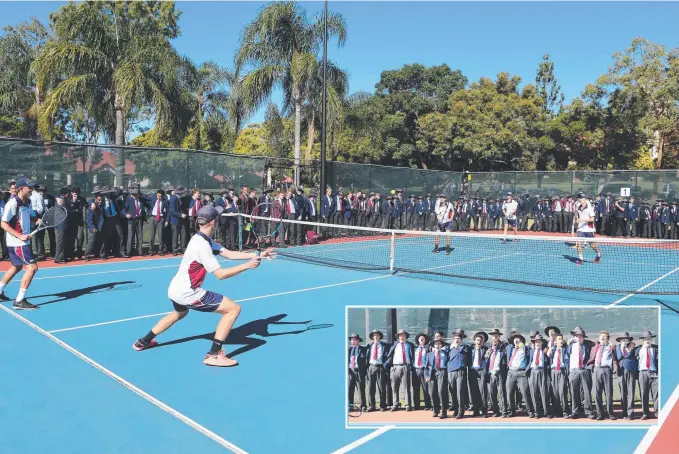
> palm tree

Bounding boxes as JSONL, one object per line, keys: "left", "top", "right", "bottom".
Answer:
{"left": 223, "top": 67, "right": 252, "bottom": 138}
{"left": 236, "top": 1, "right": 347, "bottom": 183}
{"left": 32, "top": 1, "right": 182, "bottom": 185}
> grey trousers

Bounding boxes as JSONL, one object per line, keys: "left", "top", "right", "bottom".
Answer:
{"left": 528, "top": 368, "right": 550, "bottom": 416}
{"left": 367, "top": 364, "right": 387, "bottom": 409}
{"left": 413, "top": 367, "right": 431, "bottom": 409}
{"left": 569, "top": 368, "right": 593, "bottom": 415}
{"left": 448, "top": 369, "right": 467, "bottom": 413}
{"left": 506, "top": 369, "right": 533, "bottom": 415}
{"left": 639, "top": 370, "right": 659, "bottom": 416}
{"left": 593, "top": 366, "right": 614, "bottom": 416}
{"left": 468, "top": 368, "right": 487, "bottom": 413}
{"left": 550, "top": 368, "right": 569, "bottom": 416}
{"left": 487, "top": 371, "right": 507, "bottom": 415}
{"left": 348, "top": 369, "right": 366, "bottom": 408}
{"left": 618, "top": 369, "right": 637, "bottom": 417}
{"left": 428, "top": 370, "right": 448, "bottom": 415}
{"left": 390, "top": 365, "right": 412, "bottom": 408}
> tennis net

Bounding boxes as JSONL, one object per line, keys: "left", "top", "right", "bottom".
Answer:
{"left": 238, "top": 214, "right": 679, "bottom": 295}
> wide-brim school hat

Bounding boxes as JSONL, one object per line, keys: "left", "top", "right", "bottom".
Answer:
{"left": 369, "top": 329, "right": 383, "bottom": 339}
{"left": 639, "top": 330, "right": 656, "bottom": 340}
{"left": 544, "top": 326, "right": 560, "bottom": 336}
{"left": 395, "top": 328, "right": 410, "bottom": 339}
{"left": 474, "top": 331, "right": 488, "bottom": 343}
{"left": 616, "top": 332, "right": 633, "bottom": 342}
{"left": 349, "top": 333, "right": 363, "bottom": 342}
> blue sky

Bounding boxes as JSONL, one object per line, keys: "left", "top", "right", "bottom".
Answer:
{"left": 2, "top": 1, "right": 678, "bottom": 129}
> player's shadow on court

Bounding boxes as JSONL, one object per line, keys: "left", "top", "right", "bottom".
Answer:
{"left": 33, "top": 281, "right": 137, "bottom": 306}
{"left": 153, "top": 314, "right": 333, "bottom": 358}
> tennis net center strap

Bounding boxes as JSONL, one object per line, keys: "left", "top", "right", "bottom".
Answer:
{"left": 236, "top": 213, "right": 679, "bottom": 295}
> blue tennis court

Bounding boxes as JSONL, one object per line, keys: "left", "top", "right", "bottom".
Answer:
{"left": 1, "top": 241, "right": 677, "bottom": 453}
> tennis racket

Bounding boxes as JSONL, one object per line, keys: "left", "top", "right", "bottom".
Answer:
{"left": 29, "top": 206, "right": 67, "bottom": 237}
{"left": 243, "top": 202, "right": 283, "bottom": 250}
{"left": 348, "top": 404, "right": 364, "bottom": 418}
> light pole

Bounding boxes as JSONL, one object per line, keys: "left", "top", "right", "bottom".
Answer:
{"left": 320, "top": 0, "right": 328, "bottom": 197}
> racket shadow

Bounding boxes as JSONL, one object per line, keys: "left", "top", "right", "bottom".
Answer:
{"left": 153, "top": 313, "right": 334, "bottom": 358}
{"left": 33, "top": 281, "right": 137, "bottom": 306}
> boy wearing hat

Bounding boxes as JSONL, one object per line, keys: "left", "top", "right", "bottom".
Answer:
{"left": 635, "top": 330, "right": 658, "bottom": 419}
{"left": 528, "top": 334, "right": 552, "bottom": 418}
{"left": 366, "top": 329, "right": 390, "bottom": 411}
{"left": 505, "top": 331, "right": 533, "bottom": 417}
{"left": 0, "top": 177, "right": 40, "bottom": 309}
{"left": 547, "top": 333, "right": 570, "bottom": 417}
{"left": 615, "top": 332, "right": 638, "bottom": 419}
{"left": 147, "top": 189, "right": 168, "bottom": 255}
{"left": 133, "top": 205, "right": 274, "bottom": 367}
{"left": 123, "top": 187, "right": 145, "bottom": 257}
{"left": 425, "top": 337, "right": 449, "bottom": 418}
{"left": 348, "top": 333, "right": 367, "bottom": 411}
{"left": 484, "top": 329, "right": 507, "bottom": 417}
{"left": 588, "top": 331, "right": 618, "bottom": 420}
{"left": 412, "top": 333, "right": 432, "bottom": 411}
{"left": 447, "top": 329, "right": 470, "bottom": 418}
{"left": 567, "top": 327, "right": 594, "bottom": 419}
{"left": 387, "top": 329, "right": 415, "bottom": 411}
{"left": 84, "top": 193, "right": 105, "bottom": 261}
{"left": 469, "top": 332, "right": 489, "bottom": 416}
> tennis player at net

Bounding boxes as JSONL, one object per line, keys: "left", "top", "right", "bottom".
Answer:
{"left": 133, "top": 205, "right": 275, "bottom": 367}
{"left": 574, "top": 193, "right": 602, "bottom": 265}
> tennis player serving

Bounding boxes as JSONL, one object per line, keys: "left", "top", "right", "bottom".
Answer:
{"left": 574, "top": 193, "right": 602, "bottom": 265}
{"left": 133, "top": 205, "right": 275, "bottom": 367}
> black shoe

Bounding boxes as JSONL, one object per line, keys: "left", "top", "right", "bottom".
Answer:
{"left": 432, "top": 247, "right": 439, "bottom": 253}
{"left": 439, "top": 414, "right": 447, "bottom": 419}
{"left": 432, "top": 412, "right": 439, "bottom": 418}
{"left": 608, "top": 415, "right": 617, "bottom": 420}
{"left": 380, "top": 407, "right": 387, "bottom": 412}
{"left": 406, "top": 406, "right": 412, "bottom": 412}
{"left": 641, "top": 414, "right": 649, "bottom": 420}
{"left": 547, "top": 415, "right": 553, "bottom": 419}
{"left": 390, "top": 406, "right": 397, "bottom": 412}
{"left": 0, "top": 292, "right": 10, "bottom": 302}
{"left": 446, "top": 247, "right": 452, "bottom": 255}
{"left": 13, "top": 299, "right": 38, "bottom": 310}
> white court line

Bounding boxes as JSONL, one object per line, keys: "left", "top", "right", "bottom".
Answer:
{"left": 47, "top": 275, "right": 391, "bottom": 333}
{"left": 633, "top": 382, "right": 679, "bottom": 454}
{"left": 0, "top": 304, "right": 248, "bottom": 454}
{"left": 46, "top": 252, "right": 516, "bottom": 334}
{"left": 330, "top": 426, "right": 393, "bottom": 454}
{"left": 34, "top": 264, "right": 178, "bottom": 280}
{"left": 606, "top": 266, "right": 679, "bottom": 308}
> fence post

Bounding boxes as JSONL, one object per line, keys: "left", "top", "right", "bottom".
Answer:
{"left": 389, "top": 231, "right": 395, "bottom": 274}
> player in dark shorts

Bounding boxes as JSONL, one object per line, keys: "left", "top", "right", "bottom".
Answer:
{"left": 133, "top": 205, "right": 275, "bottom": 367}
{"left": 0, "top": 177, "right": 40, "bottom": 310}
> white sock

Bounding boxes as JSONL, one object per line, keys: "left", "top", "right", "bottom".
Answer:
{"left": 0, "top": 282, "right": 5, "bottom": 293}
{"left": 15, "top": 288, "right": 27, "bottom": 302}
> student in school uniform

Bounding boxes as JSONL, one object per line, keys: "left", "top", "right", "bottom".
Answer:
{"left": 122, "top": 188, "right": 145, "bottom": 257}
{"left": 425, "top": 337, "right": 449, "bottom": 419}
{"left": 366, "top": 329, "right": 390, "bottom": 412}
{"left": 484, "top": 329, "right": 507, "bottom": 417}
{"left": 505, "top": 331, "right": 534, "bottom": 417}
{"left": 567, "top": 326, "right": 595, "bottom": 419}
{"left": 527, "top": 334, "right": 552, "bottom": 418}
{"left": 348, "top": 333, "right": 368, "bottom": 411}
{"left": 588, "top": 330, "right": 618, "bottom": 420}
{"left": 615, "top": 332, "right": 638, "bottom": 420}
{"left": 635, "top": 330, "right": 659, "bottom": 420}
{"left": 468, "top": 331, "right": 489, "bottom": 417}
{"left": 547, "top": 333, "right": 570, "bottom": 418}
{"left": 447, "top": 329, "right": 470, "bottom": 419}
{"left": 386, "top": 329, "right": 415, "bottom": 411}
{"left": 412, "top": 333, "right": 432, "bottom": 411}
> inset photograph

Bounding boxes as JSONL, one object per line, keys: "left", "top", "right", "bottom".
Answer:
{"left": 347, "top": 306, "right": 659, "bottom": 425}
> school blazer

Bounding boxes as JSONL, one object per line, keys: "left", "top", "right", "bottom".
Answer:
{"left": 484, "top": 347, "right": 508, "bottom": 376}
{"left": 468, "top": 346, "right": 489, "bottom": 371}
{"left": 385, "top": 341, "right": 416, "bottom": 367}
{"left": 505, "top": 345, "right": 531, "bottom": 370}
{"left": 168, "top": 195, "right": 183, "bottom": 225}
{"left": 547, "top": 346, "right": 570, "bottom": 374}
{"left": 412, "top": 345, "right": 432, "bottom": 368}
{"left": 365, "top": 341, "right": 390, "bottom": 365}
{"left": 586, "top": 343, "right": 619, "bottom": 372}
{"left": 321, "top": 195, "right": 335, "bottom": 218}
{"left": 527, "top": 348, "right": 552, "bottom": 373}
{"left": 85, "top": 205, "right": 104, "bottom": 231}
{"left": 424, "top": 350, "right": 449, "bottom": 381}
{"left": 633, "top": 344, "right": 659, "bottom": 372}
{"left": 348, "top": 345, "right": 368, "bottom": 373}
{"left": 122, "top": 197, "right": 145, "bottom": 219}
{"left": 615, "top": 345, "right": 638, "bottom": 373}
{"left": 566, "top": 342, "right": 592, "bottom": 367}
{"left": 146, "top": 198, "right": 168, "bottom": 222}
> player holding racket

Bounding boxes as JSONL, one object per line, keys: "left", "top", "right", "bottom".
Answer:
{"left": 0, "top": 177, "right": 40, "bottom": 310}
{"left": 133, "top": 205, "right": 275, "bottom": 367}
{"left": 574, "top": 193, "right": 602, "bottom": 265}
{"left": 432, "top": 194, "right": 454, "bottom": 255}
{"left": 502, "top": 192, "right": 519, "bottom": 242}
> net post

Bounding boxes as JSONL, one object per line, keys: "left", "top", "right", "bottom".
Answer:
{"left": 389, "top": 231, "right": 395, "bottom": 274}
{"left": 237, "top": 214, "right": 243, "bottom": 251}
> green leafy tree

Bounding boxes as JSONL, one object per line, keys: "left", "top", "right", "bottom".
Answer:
{"left": 535, "top": 54, "right": 565, "bottom": 118}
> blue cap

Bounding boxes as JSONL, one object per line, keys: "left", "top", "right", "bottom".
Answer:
{"left": 16, "top": 177, "right": 36, "bottom": 188}
{"left": 196, "top": 205, "right": 224, "bottom": 223}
